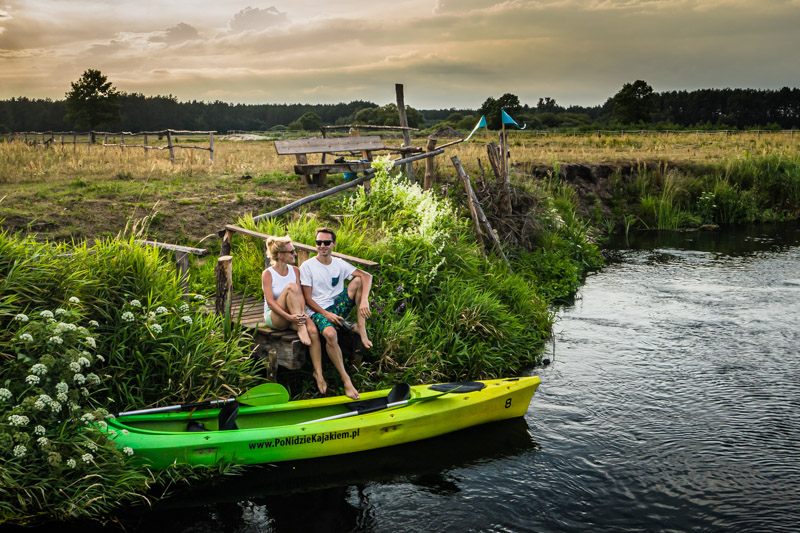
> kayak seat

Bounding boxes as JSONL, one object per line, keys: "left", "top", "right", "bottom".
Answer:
{"left": 346, "top": 383, "right": 411, "bottom": 414}
{"left": 430, "top": 381, "right": 486, "bottom": 393}
{"left": 218, "top": 401, "right": 239, "bottom": 431}
{"left": 186, "top": 420, "right": 208, "bottom": 432}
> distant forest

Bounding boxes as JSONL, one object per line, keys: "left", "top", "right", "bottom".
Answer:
{"left": 2, "top": 85, "right": 799, "bottom": 133}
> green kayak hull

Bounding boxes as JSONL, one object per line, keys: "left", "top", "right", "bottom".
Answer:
{"left": 102, "top": 377, "right": 540, "bottom": 468}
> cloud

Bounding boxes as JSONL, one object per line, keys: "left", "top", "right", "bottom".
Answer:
{"left": 228, "top": 6, "right": 288, "bottom": 33}
{"left": 149, "top": 22, "right": 199, "bottom": 44}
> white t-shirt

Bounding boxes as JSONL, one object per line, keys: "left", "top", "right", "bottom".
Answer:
{"left": 299, "top": 256, "right": 356, "bottom": 314}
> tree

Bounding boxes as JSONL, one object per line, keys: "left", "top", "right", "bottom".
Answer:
{"left": 612, "top": 80, "right": 656, "bottom": 124}
{"left": 288, "top": 111, "right": 322, "bottom": 131}
{"left": 64, "top": 69, "right": 121, "bottom": 130}
{"left": 478, "top": 93, "right": 522, "bottom": 129}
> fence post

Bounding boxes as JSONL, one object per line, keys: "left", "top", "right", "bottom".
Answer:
{"left": 120, "top": 132, "right": 125, "bottom": 150}
{"left": 209, "top": 132, "right": 214, "bottom": 163}
{"left": 166, "top": 130, "right": 175, "bottom": 161}
{"left": 423, "top": 136, "right": 437, "bottom": 191}
{"left": 143, "top": 133, "right": 148, "bottom": 154}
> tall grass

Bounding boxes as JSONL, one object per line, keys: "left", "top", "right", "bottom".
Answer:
{"left": 0, "top": 232, "right": 261, "bottom": 524}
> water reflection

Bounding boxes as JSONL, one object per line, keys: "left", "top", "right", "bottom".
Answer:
{"left": 129, "top": 418, "right": 538, "bottom": 532}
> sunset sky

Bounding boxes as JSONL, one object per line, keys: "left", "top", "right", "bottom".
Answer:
{"left": 1, "top": 0, "right": 798, "bottom": 109}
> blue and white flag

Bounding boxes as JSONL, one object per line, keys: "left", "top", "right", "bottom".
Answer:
{"left": 501, "top": 109, "right": 526, "bottom": 129}
{"left": 463, "top": 115, "right": 487, "bottom": 141}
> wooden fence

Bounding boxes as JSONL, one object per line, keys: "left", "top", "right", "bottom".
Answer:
{"left": 6, "top": 129, "right": 216, "bottom": 162}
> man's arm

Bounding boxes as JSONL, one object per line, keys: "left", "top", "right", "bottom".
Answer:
{"left": 351, "top": 269, "right": 372, "bottom": 319}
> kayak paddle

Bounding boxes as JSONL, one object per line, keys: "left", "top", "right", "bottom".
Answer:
{"left": 297, "top": 384, "right": 461, "bottom": 425}
{"left": 116, "top": 382, "right": 290, "bottom": 417}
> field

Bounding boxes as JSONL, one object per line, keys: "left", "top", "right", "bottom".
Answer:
{"left": 1, "top": 131, "right": 799, "bottom": 243}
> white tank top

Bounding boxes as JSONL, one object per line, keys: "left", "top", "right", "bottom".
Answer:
{"left": 264, "top": 266, "right": 297, "bottom": 300}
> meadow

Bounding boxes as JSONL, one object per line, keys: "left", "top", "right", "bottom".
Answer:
{"left": 2, "top": 130, "right": 799, "bottom": 242}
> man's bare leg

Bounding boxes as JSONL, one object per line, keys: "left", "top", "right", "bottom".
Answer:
{"left": 347, "top": 277, "right": 373, "bottom": 349}
{"left": 305, "top": 320, "right": 326, "bottom": 395}
{"left": 322, "top": 326, "right": 359, "bottom": 399}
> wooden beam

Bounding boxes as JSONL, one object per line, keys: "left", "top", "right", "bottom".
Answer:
{"left": 214, "top": 256, "right": 233, "bottom": 316}
{"left": 423, "top": 136, "right": 437, "bottom": 191}
{"left": 136, "top": 240, "right": 208, "bottom": 255}
{"left": 251, "top": 149, "right": 444, "bottom": 224}
{"left": 275, "top": 136, "right": 385, "bottom": 155}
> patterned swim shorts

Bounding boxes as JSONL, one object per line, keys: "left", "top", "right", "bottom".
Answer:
{"left": 311, "top": 289, "right": 354, "bottom": 332}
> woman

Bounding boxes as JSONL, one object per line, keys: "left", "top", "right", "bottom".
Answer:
{"left": 261, "top": 235, "right": 319, "bottom": 349}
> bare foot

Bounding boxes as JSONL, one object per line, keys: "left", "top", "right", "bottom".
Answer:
{"left": 355, "top": 325, "right": 373, "bottom": 349}
{"left": 313, "top": 371, "right": 327, "bottom": 396}
{"left": 297, "top": 324, "right": 312, "bottom": 346}
{"left": 343, "top": 379, "right": 360, "bottom": 400}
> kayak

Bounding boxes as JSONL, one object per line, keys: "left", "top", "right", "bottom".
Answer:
{"left": 102, "top": 377, "right": 540, "bottom": 468}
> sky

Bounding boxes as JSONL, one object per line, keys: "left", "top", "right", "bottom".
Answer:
{"left": 1, "top": 0, "right": 799, "bottom": 109}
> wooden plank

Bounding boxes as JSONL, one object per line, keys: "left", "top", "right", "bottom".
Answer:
{"left": 293, "top": 162, "right": 372, "bottom": 175}
{"left": 223, "top": 225, "right": 379, "bottom": 267}
{"left": 275, "top": 136, "right": 385, "bottom": 155}
{"left": 136, "top": 240, "right": 208, "bottom": 255}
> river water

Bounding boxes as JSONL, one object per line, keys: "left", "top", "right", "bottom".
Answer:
{"left": 135, "top": 223, "right": 800, "bottom": 532}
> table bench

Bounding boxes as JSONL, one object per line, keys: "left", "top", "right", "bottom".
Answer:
{"left": 274, "top": 135, "right": 421, "bottom": 186}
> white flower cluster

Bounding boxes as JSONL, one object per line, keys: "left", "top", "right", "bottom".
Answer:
{"left": 25, "top": 374, "right": 40, "bottom": 385}
{"left": 40, "top": 310, "right": 54, "bottom": 319}
{"left": 34, "top": 394, "right": 53, "bottom": 410}
{"left": 179, "top": 303, "right": 189, "bottom": 314}
{"left": 54, "top": 308, "right": 67, "bottom": 316}
{"left": 69, "top": 296, "right": 80, "bottom": 304}
{"left": 56, "top": 382, "right": 69, "bottom": 394}
{"left": 74, "top": 373, "right": 86, "bottom": 385}
{"left": 54, "top": 322, "right": 77, "bottom": 334}
{"left": 156, "top": 306, "right": 168, "bottom": 315}
{"left": 86, "top": 441, "right": 98, "bottom": 452}
{"left": 81, "top": 453, "right": 93, "bottom": 463}
{"left": 14, "top": 313, "right": 29, "bottom": 323}
{"left": 18, "top": 333, "right": 33, "bottom": 343}
{"left": 37, "top": 436, "right": 49, "bottom": 447}
{"left": 86, "top": 373, "right": 101, "bottom": 385}
{"left": 130, "top": 299, "right": 142, "bottom": 308}
{"left": 30, "top": 363, "right": 48, "bottom": 376}
{"left": 9, "top": 414, "right": 30, "bottom": 426}
{"left": 151, "top": 323, "right": 163, "bottom": 334}
{"left": 85, "top": 337, "right": 96, "bottom": 348}
{"left": 66, "top": 458, "right": 77, "bottom": 468}
{"left": 0, "top": 388, "right": 12, "bottom": 401}
{"left": 48, "top": 336, "right": 63, "bottom": 345}
{"left": 13, "top": 444, "right": 27, "bottom": 458}
{"left": 181, "top": 315, "right": 193, "bottom": 325}
{"left": 78, "top": 356, "right": 91, "bottom": 368}
{"left": 121, "top": 311, "right": 135, "bottom": 322}
{"left": 89, "top": 320, "right": 99, "bottom": 328}
{"left": 123, "top": 447, "right": 134, "bottom": 456}
{"left": 69, "top": 361, "right": 81, "bottom": 372}
{"left": 34, "top": 425, "right": 46, "bottom": 436}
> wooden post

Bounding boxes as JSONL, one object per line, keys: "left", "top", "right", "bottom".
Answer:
{"left": 220, "top": 229, "right": 233, "bottom": 257}
{"left": 166, "top": 130, "right": 175, "bottom": 161}
{"left": 395, "top": 83, "right": 415, "bottom": 183}
{"left": 476, "top": 158, "right": 486, "bottom": 189}
{"left": 423, "top": 136, "right": 437, "bottom": 191}
{"left": 73, "top": 132, "right": 77, "bottom": 151}
{"left": 452, "top": 156, "right": 511, "bottom": 271}
{"left": 214, "top": 255, "right": 233, "bottom": 316}
{"left": 175, "top": 251, "right": 189, "bottom": 297}
{"left": 88, "top": 132, "right": 92, "bottom": 151}
{"left": 120, "top": 132, "right": 125, "bottom": 150}
{"left": 451, "top": 156, "right": 485, "bottom": 258}
{"left": 104, "top": 133, "right": 108, "bottom": 145}
{"left": 143, "top": 133, "right": 148, "bottom": 154}
{"left": 486, "top": 142, "right": 503, "bottom": 182}
{"left": 209, "top": 132, "right": 214, "bottom": 163}
{"left": 500, "top": 130, "right": 512, "bottom": 216}
{"left": 297, "top": 249, "right": 310, "bottom": 266}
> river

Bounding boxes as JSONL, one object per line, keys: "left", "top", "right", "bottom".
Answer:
{"left": 132, "top": 223, "right": 800, "bottom": 532}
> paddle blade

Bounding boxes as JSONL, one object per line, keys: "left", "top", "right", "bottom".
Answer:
{"left": 237, "top": 383, "right": 289, "bottom": 406}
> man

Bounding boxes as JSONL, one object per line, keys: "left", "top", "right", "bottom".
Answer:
{"left": 300, "top": 227, "right": 372, "bottom": 399}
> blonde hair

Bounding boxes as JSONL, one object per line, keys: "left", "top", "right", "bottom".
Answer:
{"left": 266, "top": 235, "right": 293, "bottom": 265}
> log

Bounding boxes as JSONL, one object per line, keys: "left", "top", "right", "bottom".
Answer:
{"left": 166, "top": 130, "right": 175, "bottom": 161}
{"left": 486, "top": 142, "right": 503, "bottom": 182}
{"left": 451, "top": 156, "right": 511, "bottom": 272}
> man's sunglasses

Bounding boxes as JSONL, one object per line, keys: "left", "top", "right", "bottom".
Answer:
{"left": 315, "top": 240, "right": 333, "bottom": 246}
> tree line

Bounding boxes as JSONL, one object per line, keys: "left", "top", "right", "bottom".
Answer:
{"left": 1, "top": 70, "right": 798, "bottom": 133}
